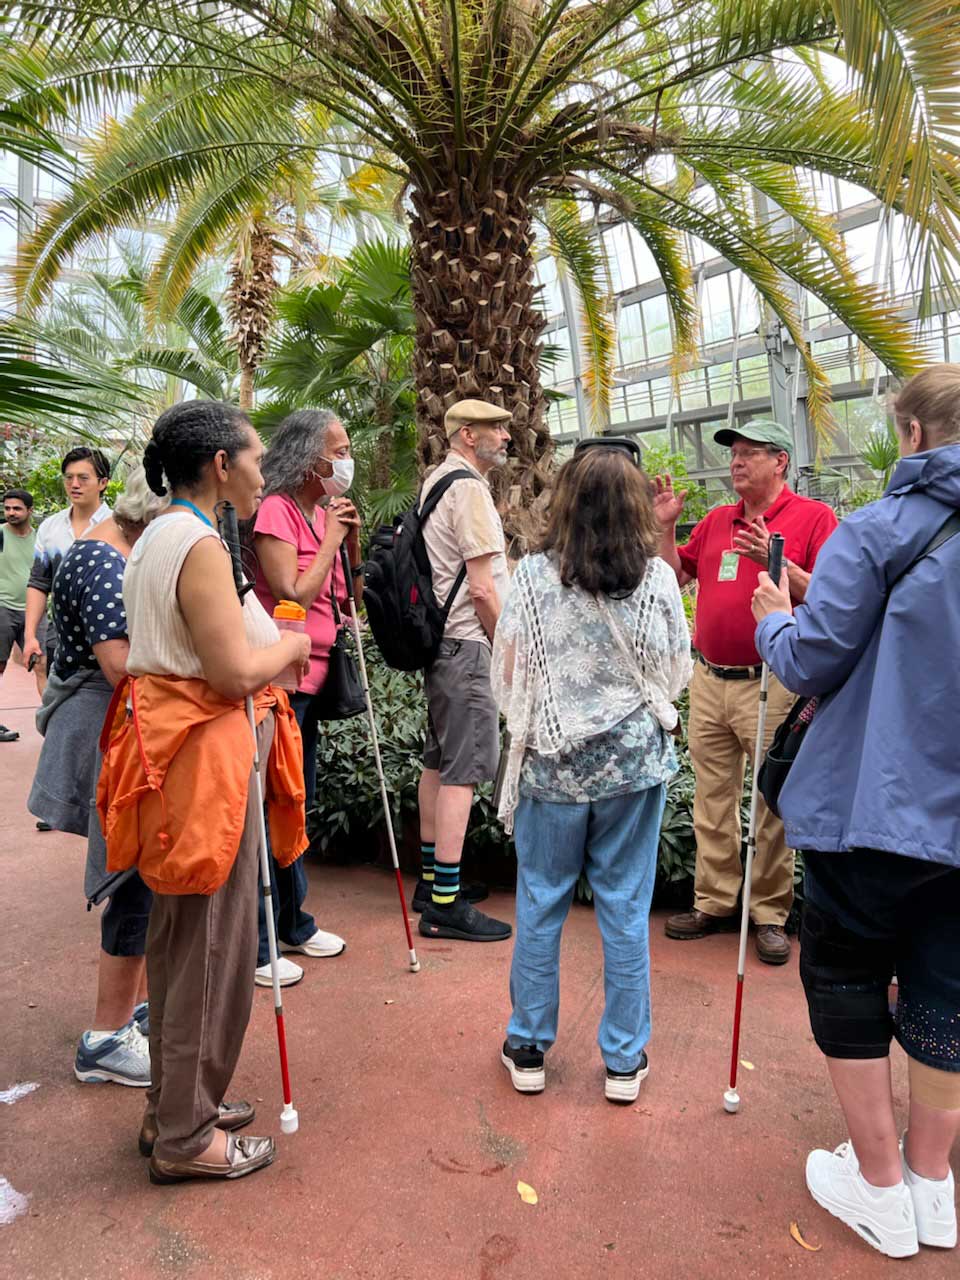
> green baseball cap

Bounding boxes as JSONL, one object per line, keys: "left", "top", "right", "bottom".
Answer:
{"left": 713, "top": 417, "right": 793, "bottom": 455}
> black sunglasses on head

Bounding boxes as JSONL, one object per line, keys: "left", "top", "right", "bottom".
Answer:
{"left": 573, "top": 436, "right": 642, "bottom": 467}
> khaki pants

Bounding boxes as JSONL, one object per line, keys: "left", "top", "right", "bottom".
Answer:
{"left": 688, "top": 661, "right": 796, "bottom": 926}
{"left": 145, "top": 715, "right": 274, "bottom": 1162}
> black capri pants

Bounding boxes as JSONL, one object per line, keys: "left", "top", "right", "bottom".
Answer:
{"left": 800, "top": 848, "right": 960, "bottom": 1071}
{"left": 100, "top": 871, "right": 153, "bottom": 957}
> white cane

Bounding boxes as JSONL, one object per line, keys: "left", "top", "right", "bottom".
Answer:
{"left": 724, "top": 532, "right": 785, "bottom": 1114}
{"left": 339, "top": 545, "right": 420, "bottom": 973}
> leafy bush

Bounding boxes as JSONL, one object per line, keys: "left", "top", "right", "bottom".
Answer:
{"left": 309, "top": 641, "right": 708, "bottom": 904}
{"left": 638, "top": 441, "right": 712, "bottom": 524}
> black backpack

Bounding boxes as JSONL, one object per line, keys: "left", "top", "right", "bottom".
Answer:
{"left": 363, "top": 469, "right": 477, "bottom": 671}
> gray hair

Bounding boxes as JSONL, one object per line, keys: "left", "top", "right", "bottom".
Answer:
{"left": 113, "top": 464, "right": 169, "bottom": 528}
{"left": 262, "top": 409, "right": 341, "bottom": 497}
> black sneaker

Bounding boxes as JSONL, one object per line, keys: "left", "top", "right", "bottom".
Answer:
{"left": 501, "top": 1040, "right": 545, "bottom": 1093}
{"left": 605, "top": 1051, "right": 649, "bottom": 1104}
{"left": 418, "top": 897, "right": 512, "bottom": 942}
{"left": 0, "top": 724, "right": 19, "bottom": 742}
{"left": 411, "top": 879, "right": 490, "bottom": 913}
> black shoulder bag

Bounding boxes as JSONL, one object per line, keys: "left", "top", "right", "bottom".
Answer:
{"left": 758, "top": 508, "right": 960, "bottom": 816}
{"left": 295, "top": 504, "right": 366, "bottom": 721}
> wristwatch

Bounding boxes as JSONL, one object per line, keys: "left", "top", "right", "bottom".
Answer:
{"left": 350, "top": 562, "right": 364, "bottom": 578}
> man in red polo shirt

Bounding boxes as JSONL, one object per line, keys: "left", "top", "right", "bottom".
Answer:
{"left": 654, "top": 419, "right": 837, "bottom": 964}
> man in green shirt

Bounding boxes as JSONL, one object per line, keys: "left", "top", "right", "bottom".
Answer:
{"left": 0, "top": 488, "right": 42, "bottom": 738}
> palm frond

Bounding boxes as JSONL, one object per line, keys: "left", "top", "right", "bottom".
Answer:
{"left": 542, "top": 199, "right": 615, "bottom": 432}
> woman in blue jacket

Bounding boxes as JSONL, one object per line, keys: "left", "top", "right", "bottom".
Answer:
{"left": 752, "top": 364, "right": 960, "bottom": 1260}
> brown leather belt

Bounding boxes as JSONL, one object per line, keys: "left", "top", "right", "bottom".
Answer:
{"left": 696, "top": 653, "right": 762, "bottom": 680}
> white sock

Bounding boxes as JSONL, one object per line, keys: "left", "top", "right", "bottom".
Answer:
{"left": 83, "top": 1029, "right": 115, "bottom": 1047}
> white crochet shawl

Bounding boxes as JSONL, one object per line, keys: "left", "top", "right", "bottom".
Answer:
{"left": 491, "top": 552, "right": 693, "bottom": 832}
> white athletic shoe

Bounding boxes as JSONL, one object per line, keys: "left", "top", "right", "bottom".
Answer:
{"left": 604, "top": 1051, "right": 650, "bottom": 1104}
{"left": 280, "top": 928, "right": 345, "bottom": 958}
{"left": 254, "top": 956, "right": 304, "bottom": 987}
{"left": 901, "top": 1133, "right": 957, "bottom": 1249}
{"left": 805, "top": 1141, "right": 918, "bottom": 1258}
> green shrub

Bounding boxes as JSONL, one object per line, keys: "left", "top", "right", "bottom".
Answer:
{"left": 309, "top": 641, "right": 710, "bottom": 904}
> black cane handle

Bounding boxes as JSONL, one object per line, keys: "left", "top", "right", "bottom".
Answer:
{"left": 767, "top": 533, "right": 785, "bottom": 585}
{"left": 215, "top": 500, "right": 253, "bottom": 601}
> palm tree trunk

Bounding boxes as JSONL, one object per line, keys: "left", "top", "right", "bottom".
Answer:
{"left": 409, "top": 178, "right": 554, "bottom": 544}
{"left": 238, "top": 365, "right": 255, "bottom": 411}
{"left": 227, "top": 222, "right": 278, "bottom": 412}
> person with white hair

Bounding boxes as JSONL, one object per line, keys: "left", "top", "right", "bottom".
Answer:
{"left": 28, "top": 464, "right": 167, "bottom": 1086}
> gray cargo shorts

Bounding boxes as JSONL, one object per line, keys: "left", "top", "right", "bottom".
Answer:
{"left": 423, "top": 638, "right": 501, "bottom": 785}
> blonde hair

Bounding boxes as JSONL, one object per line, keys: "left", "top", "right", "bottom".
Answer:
{"left": 893, "top": 364, "right": 960, "bottom": 447}
{"left": 113, "top": 464, "right": 169, "bottom": 529}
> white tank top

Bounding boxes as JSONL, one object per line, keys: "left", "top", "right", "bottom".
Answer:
{"left": 124, "top": 511, "right": 279, "bottom": 679}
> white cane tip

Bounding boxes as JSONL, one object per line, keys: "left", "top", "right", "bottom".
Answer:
{"left": 410, "top": 959, "right": 421, "bottom": 973}
{"left": 723, "top": 1089, "right": 740, "bottom": 1114}
{"left": 280, "top": 1107, "right": 299, "bottom": 1134}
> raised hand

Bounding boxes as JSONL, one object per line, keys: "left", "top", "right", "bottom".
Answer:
{"left": 322, "top": 498, "right": 361, "bottom": 548}
{"left": 652, "top": 473, "right": 688, "bottom": 528}
{"left": 733, "top": 515, "right": 772, "bottom": 567}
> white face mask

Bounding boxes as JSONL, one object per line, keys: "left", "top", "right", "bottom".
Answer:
{"left": 318, "top": 456, "right": 355, "bottom": 497}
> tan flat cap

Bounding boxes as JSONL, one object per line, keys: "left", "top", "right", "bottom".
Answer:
{"left": 444, "top": 398, "right": 512, "bottom": 439}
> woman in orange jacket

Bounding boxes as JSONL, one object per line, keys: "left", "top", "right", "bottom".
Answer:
{"left": 110, "top": 400, "right": 310, "bottom": 1185}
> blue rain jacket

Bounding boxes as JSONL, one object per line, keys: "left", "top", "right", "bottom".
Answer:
{"left": 755, "top": 444, "right": 960, "bottom": 869}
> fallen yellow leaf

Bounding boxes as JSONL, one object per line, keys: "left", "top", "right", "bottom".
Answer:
{"left": 517, "top": 1180, "right": 538, "bottom": 1206}
{"left": 790, "top": 1221, "right": 822, "bottom": 1252}
{"left": 740, "top": 1060, "right": 755, "bottom": 1070}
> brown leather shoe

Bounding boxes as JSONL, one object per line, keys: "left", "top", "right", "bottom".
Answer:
{"left": 139, "top": 1100, "right": 256, "bottom": 1157}
{"left": 665, "top": 908, "right": 738, "bottom": 940}
{"left": 149, "top": 1132, "right": 275, "bottom": 1184}
{"left": 755, "top": 924, "right": 791, "bottom": 965}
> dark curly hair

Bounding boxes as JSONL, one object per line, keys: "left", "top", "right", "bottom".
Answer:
{"left": 539, "top": 447, "right": 660, "bottom": 598}
{"left": 143, "top": 401, "right": 252, "bottom": 497}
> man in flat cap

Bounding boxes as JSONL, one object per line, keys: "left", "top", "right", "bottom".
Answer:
{"left": 414, "top": 399, "right": 514, "bottom": 942}
{"left": 653, "top": 419, "right": 838, "bottom": 964}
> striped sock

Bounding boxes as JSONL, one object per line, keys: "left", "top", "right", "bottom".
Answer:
{"left": 432, "top": 861, "right": 460, "bottom": 909}
{"left": 420, "top": 842, "right": 436, "bottom": 883}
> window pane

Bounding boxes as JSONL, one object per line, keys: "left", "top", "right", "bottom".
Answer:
{"left": 0, "top": 214, "right": 18, "bottom": 267}
{"left": 602, "top": 224, "right": 636, "bottom": 293}
{"left": 702, "top": 273, "right": 733, "bottom": 344}
{"left": 618, "top": 301, "right": 645, "bottom": 365}
{"left": 628, "top": 226, "right": 658, "bottom": 286}
{"left": 642, "top": 293, "right": 672, "bottom": 359}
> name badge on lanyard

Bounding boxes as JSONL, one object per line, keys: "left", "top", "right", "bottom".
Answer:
{"left": 718, "top": 550, "right": 740, "bottom": 582}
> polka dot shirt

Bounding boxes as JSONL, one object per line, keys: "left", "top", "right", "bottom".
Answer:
{"left": 51, "top": 539, "right": 127, "bottom": 678}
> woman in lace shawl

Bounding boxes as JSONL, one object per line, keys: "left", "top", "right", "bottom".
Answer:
{"left": 492, "top": 442, "right": 692, "bottom": 1103}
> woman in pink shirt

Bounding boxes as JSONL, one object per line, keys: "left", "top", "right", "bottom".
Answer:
{"left": 253, "top": 409, "right": 362, "bottom": 987}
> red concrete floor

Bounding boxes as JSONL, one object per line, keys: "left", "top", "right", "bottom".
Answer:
{"left": 0, "top": 660, "right": 954, "bottom": 1280}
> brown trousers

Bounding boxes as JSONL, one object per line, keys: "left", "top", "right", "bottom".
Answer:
{"left": 144, "top": 715, "right": 274, "bottom": 1162}
{"left": 687, "top": 660, "right": 796, "bottom": 926}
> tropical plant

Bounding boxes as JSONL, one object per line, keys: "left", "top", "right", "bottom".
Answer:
{"left": 8, "top": 1, "right": 960, "bottom": 533}
{"left": 860, "top": 421, "right": 901, "bottom": 491}
{"left": 3, "top": 251, "right": 241, "bottom": 453}
{"left": 636, "top": 441, "right": 712, "bottom": 524}
{"left": 0, "top": 38, "right": 149, "bottom": 428}
{"left": 257, "top": 237, "right": 420, "bottom": 526}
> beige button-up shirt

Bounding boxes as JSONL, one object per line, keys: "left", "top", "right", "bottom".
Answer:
{"left": 420, "top": 451, "right": 509, "bottom": 646}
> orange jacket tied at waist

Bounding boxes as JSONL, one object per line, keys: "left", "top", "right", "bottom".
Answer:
{"left": 97, "top": 675, "right": 308, "bottom": 896}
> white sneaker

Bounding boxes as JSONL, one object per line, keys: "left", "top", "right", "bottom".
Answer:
{"left": 255, "top": 957, "right": 304, "bottom": 987}
{"left": 901, "top": 1133, "right": 957, "bottom": 1248}
{"left": 805, "top": 1141, "right": 918, "bottom": 1258}
{"left": 280, "top": 928, "right": 345, "bottom": 958}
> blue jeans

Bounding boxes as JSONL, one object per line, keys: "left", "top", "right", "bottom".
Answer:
{"left": 507, "top": 785, "right": 666, "bottom": 1073}
{"left": 257, "top": 692, "right": 318, "bottom": 965}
